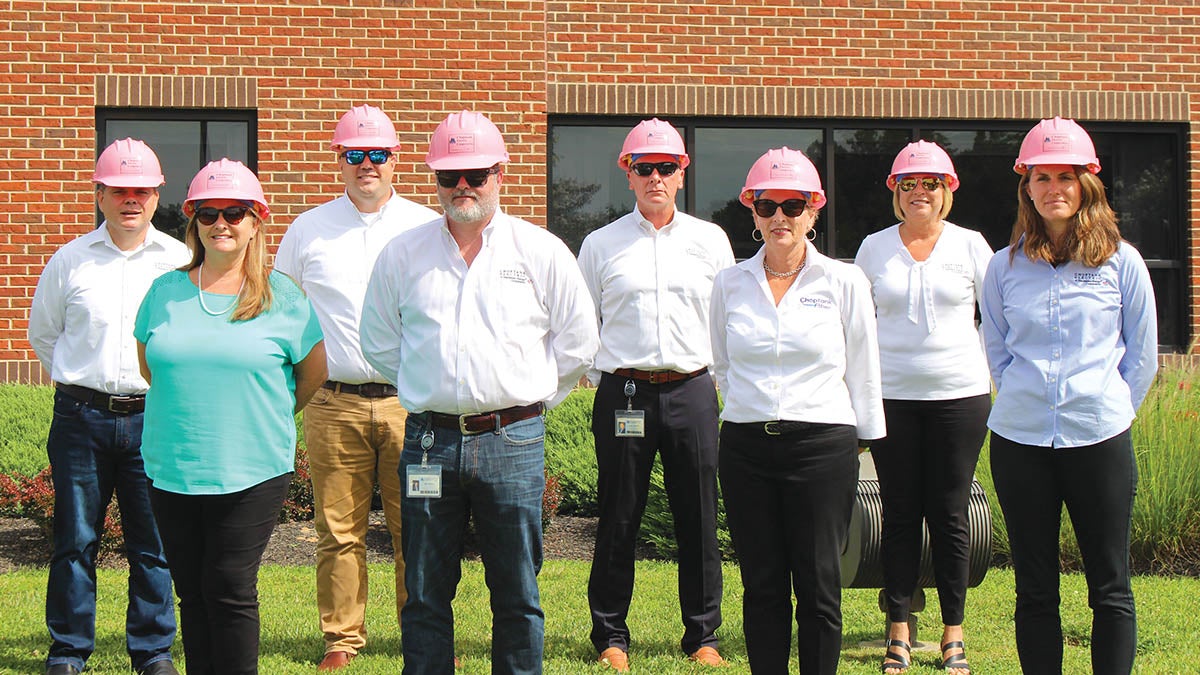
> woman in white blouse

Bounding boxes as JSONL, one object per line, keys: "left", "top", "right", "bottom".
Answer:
{"left": 854, "top": 141, "right": 993, "bottom": 675}
{"left": 710, "top": 147, "right": 884, "bottom": 675}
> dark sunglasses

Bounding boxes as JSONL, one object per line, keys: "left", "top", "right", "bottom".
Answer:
{"left": 435, "top": 166, "right": 500, "bottom": 189}
{"left": 630, "top": 161, "right": 680, "bottom": 177}
{"left": 342, "top": 149, "right": 392, "bottom": 165}
{"left": 753, "top": 198, "right": 807, "bottom": 218}
{"left": 195, "top": 205, "right": 252, "bottom": 226}
{"left": 897, "top": 176, "right": 943, "bottom": 192}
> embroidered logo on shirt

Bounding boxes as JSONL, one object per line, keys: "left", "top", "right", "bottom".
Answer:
{"left": 941, "top": 263, "right": 967, "bottom": 275}
{"left": 796, "top": 296, "right": 834, "bottom": 310}
{"left": 499, "top": 268, "right": 530, "bottom": 284}
{"left": 154, "top": 262, "right": 176, "bottom": 271}
{"left": 685, "top": 246, "right": 709, "bottom": 261}
{"left": 1073, "top": 272, "right": 1110, "bottom": 288}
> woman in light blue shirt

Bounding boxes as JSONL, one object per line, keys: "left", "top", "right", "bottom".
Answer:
{"left": 980, "top": 118, "right": 1157, "bottom": 675}
{"left": 135, "top": 159, "right": 326, "bottom": 675}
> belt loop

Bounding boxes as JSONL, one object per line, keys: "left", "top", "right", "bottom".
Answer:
{"left": 493, "top": 412, "right": 502, "bottom": 435}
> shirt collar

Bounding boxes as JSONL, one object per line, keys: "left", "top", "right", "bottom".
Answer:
{"left": 632, "top": 205, "right": 678, "bottom": 234}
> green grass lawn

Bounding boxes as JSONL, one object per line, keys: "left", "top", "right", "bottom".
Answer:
{"left": 1, "top": 561, "right": 1197, "bottom": 673}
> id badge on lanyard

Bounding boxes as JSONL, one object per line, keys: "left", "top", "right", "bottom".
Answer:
{"left": 406, "top": 430, "right": 443, "bottom": 498}
{"left": 614, "top": 379, "right": 646, "bottom": 438}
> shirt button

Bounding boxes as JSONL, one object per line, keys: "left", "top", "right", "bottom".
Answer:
{"left": 1051, "top": 326, "right": 1058, "bottom": 331}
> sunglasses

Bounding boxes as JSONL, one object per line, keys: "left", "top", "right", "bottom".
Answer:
{"left": 195, "top": 205, "right": 252, "bottom": 226}
{"left": 435, "top": 166, "right": 500, "bottom": 189}
{"left": 897, "top": 176, "right": 943, "bottom": 192}
{"left": 630, "top": 161, "right": 680, "bottom": 177}
{"left": 342, "top": 149, "right": 392, "bottom": 165}
{"left": 753, "top": 198, "right": 807, "bottom": 218}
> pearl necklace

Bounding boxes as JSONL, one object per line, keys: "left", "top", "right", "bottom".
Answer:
{"left": 197, "top": 263, "right": 245, "bottom": 316}
{"left": 763, "top": 257, "right": 806, "bottom": 279}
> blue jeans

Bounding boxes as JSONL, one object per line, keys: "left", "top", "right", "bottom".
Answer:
{"left": 45, "top": 391, "right": 176, "bottom": 672}
{"left": 399, "top": 413, "right": 546, "bottom": 675}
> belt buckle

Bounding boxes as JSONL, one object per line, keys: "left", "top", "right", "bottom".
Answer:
{"left": 763, "top": 421, "right": 781, "bottom": 436}
{"left": 108, "top": 395, "right": 136, "bottom": 414}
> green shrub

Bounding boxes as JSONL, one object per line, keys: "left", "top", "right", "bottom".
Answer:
{"left": 544, "top": 388, "right": 599, "bottom": 516}
{"left": 0, "top": 384, "right": 52, "bottom": 476}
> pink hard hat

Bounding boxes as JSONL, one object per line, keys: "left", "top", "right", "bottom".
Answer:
{"left": 182, "top": 158, "right": 270, "bottom": 219}
{"left": 425, "top": 110, "right": 510, "bottom": 171}
{"left": 92, "top": 138, "right": 165, "bottom": 188}
{"left": 1014, "top": 117, "right": 1100, "bottom": 175}
{"left": 617, "top": 118, "right": 690, "bottom": 170}
{"left": 887, "top": 140, "right": 960, "bottom": 192}
{"left": 739, "top": 147, "right": 827, "bottom": 210}
{"left": 331, "top": 104, "right": 402, "bottom": 151}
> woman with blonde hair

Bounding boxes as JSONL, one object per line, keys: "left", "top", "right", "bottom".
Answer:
{"left": 135, "top": 159, "right": 327, "bottom": 674}
{"left": 981, "top": 118, "right": 1157, "bottom": 675}
{"left": 855, "top": 140, "right": 992, "bottom": 675}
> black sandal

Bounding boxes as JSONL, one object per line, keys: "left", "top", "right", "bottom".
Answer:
{"left": 881, "top": 638, "right": 911, "bottom": 673}
{"left": 940, "top": 640, "right": 971, "bottom": 673}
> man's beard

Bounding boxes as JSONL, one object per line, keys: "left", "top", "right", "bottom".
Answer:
{"left": 439, "top": 188, "right": 499, "bottom": 224}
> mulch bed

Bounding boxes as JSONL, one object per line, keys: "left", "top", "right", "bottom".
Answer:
{"left": 0, "top": 513, "right": 609, "bottom": 573}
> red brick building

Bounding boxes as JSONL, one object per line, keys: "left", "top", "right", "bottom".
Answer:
{"left": 2, "top": 0, "right": 1197, "bottom": 382}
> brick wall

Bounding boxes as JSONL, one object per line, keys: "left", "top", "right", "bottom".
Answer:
{"left": 2, "top": 0, "right": 1198, "bottom": 382}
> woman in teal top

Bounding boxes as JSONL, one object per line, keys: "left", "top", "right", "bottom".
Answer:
{"left": 135, "top": 159, "right": 326, "bottom": 675}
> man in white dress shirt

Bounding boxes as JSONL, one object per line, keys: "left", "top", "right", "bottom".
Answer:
{"left": 360, "top": 110, "right": 598, "bottom": 675}
{"left": 274, "top": 104, "right": 438, "bottom": 672}
{"left": 28, "top": 139, "right": 188, "bottom": 675}
{"left": 577, "top": 119, "right": 735, "bottom": 671}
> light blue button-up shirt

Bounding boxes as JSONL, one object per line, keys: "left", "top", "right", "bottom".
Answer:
{"left": 980, "top": 240, "right": 1158, "bottom": 448}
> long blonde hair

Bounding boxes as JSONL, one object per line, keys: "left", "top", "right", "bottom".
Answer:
{"left": 182, "top": 211, "right": 273, "bottom": 321}
{"left": 1009, "top": 167, "right": 1120, "bottom": 267}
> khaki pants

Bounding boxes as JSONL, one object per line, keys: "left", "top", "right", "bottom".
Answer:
{"left": 304, "top": 387, "right": 406, "bottom": 655}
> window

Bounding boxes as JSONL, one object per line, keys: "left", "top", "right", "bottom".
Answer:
{"left": 548, "top": 117, "right": 1188, "bottom": 349}
{"left": 97, "top": 108, "right": 257, "bottom": 242}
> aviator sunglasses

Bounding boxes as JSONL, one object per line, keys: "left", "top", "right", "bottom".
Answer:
{"left": 435, "top": 166, "right": 501, "bottom": 189}
{"left": 753, "top": 198, "right": 807, "bottom": 218}
{"left": 897, "top": 176, "right": 943, "bottom": 192}
{"left": 342, "top": 149, "right": 392, "bottom": 165}
{"left": 195, "top": 205, "right": 252, "bottom": 226}
{"left": 630, "top": 161, "right": 680, "bottom": 177}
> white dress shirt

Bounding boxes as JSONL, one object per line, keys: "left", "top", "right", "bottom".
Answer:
{"left": 710, "top": 243, "right": 885, "bottom": 440}
{"left": 854, "top": 221, "right": 993, "bottom": 400}
{"left": 28, "top": 224, "right": 190, "bottom": 394}
{"left": 577, "top": 207, "right": 735, "bottom": 383}
{"left": 360, "top": 211, "right": 599, "bottom": 413}
{"left": 981, "top": 240, "right": 1158, "bottom": 448}
{"left": 275, "top": 191, "right": 438, "bottom": 384}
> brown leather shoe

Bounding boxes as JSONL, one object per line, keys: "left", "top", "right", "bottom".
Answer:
{"left": 598, "top": 646, "right": 630, "bottom": 671}
{"left": 689, "top": 646, "right": 726, "bottom": 666}
{"left": 317, "top": 651, "right": 354, "bottom": 671}
{"left": 453, "top": 656, "right": 462, "bottom": 668}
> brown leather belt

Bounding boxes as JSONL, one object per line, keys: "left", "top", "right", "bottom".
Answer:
{"left": 611, "top": 367, "right": 708, "bottom": 385}
{"left": 322, "top": 381, "right": 398, "bottom": 398}
{"left": 56, "top": 383, "right": 145, "bottom": 415}
{"left": 428, "top": 402, "right": 544, "bottom": 435}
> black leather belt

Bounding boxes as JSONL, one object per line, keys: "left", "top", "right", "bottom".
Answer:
{"left": 322, "top": 381, "right": 398, "bottom": 398}
{"left": 428, "top": 402, "right": 544, "bottom": 435}
{"left": 56, "top": 383, "right": 145, "bottom": 415}
{"left": 729, "top": 420, "right": 814, "bottom": 436}
{"left": 611, "top": 367, "right": 708, "bottom": 385}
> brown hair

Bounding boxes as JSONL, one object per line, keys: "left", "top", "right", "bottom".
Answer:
{"left": 1009, "top": 167, "right": 1120, "bottom": 267}
{"left": 182, "top": 210, "right": 273, "bottom": 321}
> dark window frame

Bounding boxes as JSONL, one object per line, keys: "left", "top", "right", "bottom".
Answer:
{"left": 548, "top": 115, "right": 1190, "bottom": 350}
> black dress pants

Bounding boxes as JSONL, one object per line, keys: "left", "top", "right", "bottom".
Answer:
{"left": 991, "top": 430, "right": 1137, "bottom": 675}
{"left": 872, "top": 394, "right": 990, "bottom": 625}
{"left": 587, "top": 372, "right": 723, "bottom": 655}
{"left": 151, "top": 473, "right": 291, "bottom": 675}
{"left": 719, "top": 420, "right": 858, "bottom": 675}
